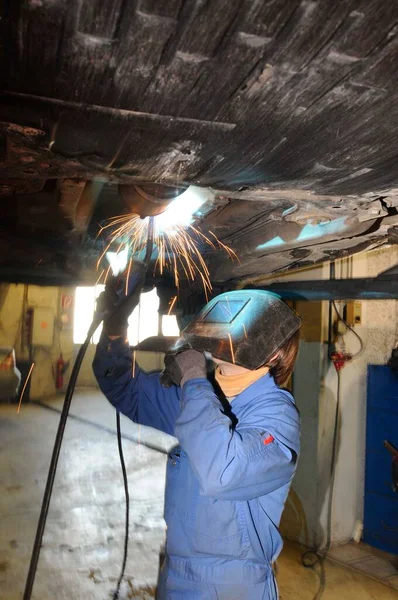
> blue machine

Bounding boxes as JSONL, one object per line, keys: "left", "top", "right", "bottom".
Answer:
{"left": 363, "top": 365, "right": 398, "bottom": 553}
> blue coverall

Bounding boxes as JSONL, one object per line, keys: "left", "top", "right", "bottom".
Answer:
{"left": 93, "top": 335, "right": 300, "bottom": 600}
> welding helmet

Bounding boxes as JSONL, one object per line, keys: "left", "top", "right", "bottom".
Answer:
{"left": 138, "top": 290, "right": 301, "bottom": 370}
{"left": 174, "top": 290, "right": 301, "bottom": 369}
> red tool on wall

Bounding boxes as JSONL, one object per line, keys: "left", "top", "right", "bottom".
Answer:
{"left": 330, "top": 300, "right": 363, "bottom": 371}
{"left": 55, "top": 354, "right": 69, "bottom": 390}
{"left": 330, "top": 351, "right": 352, "bottom": 372}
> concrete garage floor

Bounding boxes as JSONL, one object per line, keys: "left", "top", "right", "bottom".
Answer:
{"left": 1, "top": 389, "right": 397, "bottom": 600}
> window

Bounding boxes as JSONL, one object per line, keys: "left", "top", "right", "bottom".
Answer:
{"left": 128, "top": 287, "right": 159, "bottom": 346}
{"left": 161, "top": 314, "right": 180, "bottom": 337}
{"left": 73, "top": 286, "right": 179, "bottom": 344}
{"left": 73, "top": 285, "right": 104, "bottom": 344}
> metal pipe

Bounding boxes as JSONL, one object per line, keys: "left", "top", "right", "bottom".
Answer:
{"left": 328, "top": 262, "right": 335, "bottom": 357}
{"left": 253, "top": 277, "right": 398, "bottom": 300}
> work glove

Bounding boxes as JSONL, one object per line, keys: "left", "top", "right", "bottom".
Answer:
{"left": 96, "top": 262, "right": 146, "bottom": 337}
{"left": 160, "top": 349, "right": 206, "bottom": 388}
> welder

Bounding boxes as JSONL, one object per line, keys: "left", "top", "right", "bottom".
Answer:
{"left": 93, "top": 272, "right": 301, "bottom": 600}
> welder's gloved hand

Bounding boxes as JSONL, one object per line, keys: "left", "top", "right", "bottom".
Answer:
{"left": 160, "top": 349, "right": 206, "bottom": 388}
{"left": 96, "top": 262, "right": 146, "bottom": 337}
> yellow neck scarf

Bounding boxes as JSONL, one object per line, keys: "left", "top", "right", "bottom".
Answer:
{"left": 215, "top": 365, "right": 269, "bottom": 398}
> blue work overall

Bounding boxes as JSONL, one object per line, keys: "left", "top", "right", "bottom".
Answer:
{"left": 93, "top": 336, "right": 300, "bottom": 600}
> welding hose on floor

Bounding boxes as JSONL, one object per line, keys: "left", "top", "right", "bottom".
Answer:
{"left": 23, "top": 218, "right": 155, "bottom": 600}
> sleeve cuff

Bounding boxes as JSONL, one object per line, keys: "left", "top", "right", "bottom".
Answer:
{"left": 181, "top": 378, "right": 215, "bottom": 403}
{"left": 97, "top": 332, "right": 130, "bottom": 352}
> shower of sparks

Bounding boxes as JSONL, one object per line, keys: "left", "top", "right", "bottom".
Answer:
{"left": 125, "top": 257, "right": 133, "bottom": 295}
{"left": 168, "top": 295, "right": 177, "bottom": 315}
{"left": 132, "top": 350, "right": 136, "bottom": 378}
{"left": 96, "top": 214, "right": 238, "bottom": 298}
{"left": 227, "top": 333, "right": 235, "bottom": 364}
{"left": 17, "top": 363, "right": 35, "bottom": 414}
{"left": 95, "top": 269, "right": 105, "bottom": 286}
{"left": 104, "top": 264, "right": 111, "bottom": 285}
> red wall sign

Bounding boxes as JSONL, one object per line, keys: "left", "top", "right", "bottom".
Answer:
{"left": 61, "top": 294, "right": 73, "bottom": 310}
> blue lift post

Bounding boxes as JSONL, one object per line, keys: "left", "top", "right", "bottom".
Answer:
{"left": 364, "top": 365, "right": 398, "bottom": 554}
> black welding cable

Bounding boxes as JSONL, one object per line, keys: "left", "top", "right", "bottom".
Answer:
{"left": 112, "top": 412, "right": 130, "bottom": 600}
{"left": 112, "top": 216, "right": 154, "bottom": 600}
{"left": 23, "top": 318, "right": 100, "bottom": 600}
{"left": 23, "top": 217, "right": 155, "bottom": 600}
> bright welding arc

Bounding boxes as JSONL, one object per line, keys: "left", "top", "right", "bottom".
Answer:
{"left": 97, "top": 213, "right": 237, "bottom": 296}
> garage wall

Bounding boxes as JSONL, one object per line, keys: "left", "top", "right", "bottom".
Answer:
{"left": 0, "top": 283, "right": 78, "bottom": 399}
{"left": 320, "top": 247, "right": 398, "bottom": 546}
{"left": 0, "top": 284, "right": 25, "bottom": 354}
{"left": 263, "top": 246, "right": 398, "bottom": 548}
{"left": 0, "top": 283, "right": 165, "bottom": 400}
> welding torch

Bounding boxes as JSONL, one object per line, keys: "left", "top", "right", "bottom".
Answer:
{"left": 23, "top": 218, "right": 155, "bottom": 600}
{"left": 98, "top": 215, "right": 154, "bottom": 327}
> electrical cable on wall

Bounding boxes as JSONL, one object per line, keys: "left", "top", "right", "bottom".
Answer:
{"left": 301, "top": 260, "right": 362, "bottom": 600}
{"left": 301, "top": 370, "right": 341, "bottom": 600}
{"left": 332, "top": 301, "right": 364, "bottom": 360}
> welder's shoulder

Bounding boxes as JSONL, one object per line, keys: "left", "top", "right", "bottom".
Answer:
{"left": 274, "top": 386, "right": 298, "bottom": 412}
{"left": 244, "top": 386, "right": 300, "bottom": 439}
{"left": 250, "top": 383, "right": 297, "bottom": 412}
